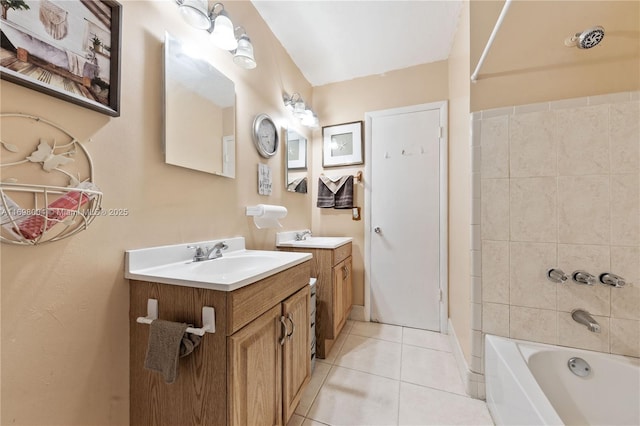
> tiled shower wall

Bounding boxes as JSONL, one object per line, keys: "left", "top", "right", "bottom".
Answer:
{"left": 469, "top": 91, "right": 640, "bottom": 386}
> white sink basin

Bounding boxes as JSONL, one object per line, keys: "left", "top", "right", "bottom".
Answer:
{"left": 125, "top": 237, "right": 311, "bottom": 291}
{"left": 276, "top": 231, "right": 352, "bottom": 249}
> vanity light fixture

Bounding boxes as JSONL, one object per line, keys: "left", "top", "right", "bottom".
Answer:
{"left": 232, "top": 27, "right": 256, "bottom": 69}
{"left": 175, "top": 0, "right": 257, "bottom": 68}
{"left": 283, "top": 92, "right": 319, "bottom": 128}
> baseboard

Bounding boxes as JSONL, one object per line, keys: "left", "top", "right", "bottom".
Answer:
{"left": 448, "top": 319, "right": 485, "bottom": 400}
{"left": 348, "top": 305, "right": 365, "bottom": 321}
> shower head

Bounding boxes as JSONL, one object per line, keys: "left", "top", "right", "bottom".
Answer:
{"left": 565, "top": 26, "right": 605, "bottom": 49}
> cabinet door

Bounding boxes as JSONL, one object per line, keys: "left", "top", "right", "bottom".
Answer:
{"left": 282, "top": 286, "right": 311, "bottom": 423}
{"left": 228, "top": 304, "right": 283, "bottom": 426}
{"left": 343, "top": 256, "right": 353, "bottom": 320}
{"left": 332, "top": 260, "right": 346, "bottom": 337}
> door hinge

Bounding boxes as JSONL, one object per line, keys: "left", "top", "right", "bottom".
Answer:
{"left": 439, "top": 289, "right": 443, "bottom": 302}
{"left": 438, "top": 126, "right": 443, "bottom": 139}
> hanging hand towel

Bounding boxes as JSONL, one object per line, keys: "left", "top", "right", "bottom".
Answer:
{"left": 334, "top": 175, "right": 354, "bottom": 209}
{"left": 317, "top": 175, "right": 353, "bottom": 209}
{"left": 144, "top": 319, "right": 201, "bottom": 384}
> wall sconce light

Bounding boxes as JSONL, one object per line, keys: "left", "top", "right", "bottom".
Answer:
{"left": 232, "top": 27, "right": 256, "bottom": 69}
{"left": 283, "top": 92, "right": 319, "bottom": 128}
{"left": 175, "top": 0, "right": 256, "bottom": 69}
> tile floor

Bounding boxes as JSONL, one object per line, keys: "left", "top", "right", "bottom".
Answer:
{"left": 287, "top": 321, "right": 494, "bottom": 426}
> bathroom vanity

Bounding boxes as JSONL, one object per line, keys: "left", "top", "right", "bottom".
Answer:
{"left": 126, "top": 239, "right": 312, "bottom": 426}
{"left": 276, "top": 233, "right": 353, "bottom": 358}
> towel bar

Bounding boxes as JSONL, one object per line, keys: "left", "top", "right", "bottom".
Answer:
{"left": 136, "top": 299, "right": 215, "bottom": 336}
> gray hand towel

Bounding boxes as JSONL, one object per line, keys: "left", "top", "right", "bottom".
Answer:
{"left": 317, "top": 177, "right": 335, "bottom": 208}
{"left": 144, "top": 319, "right": 201, "bottom": 384}
{"left": 334, "top": 175, "right": 354, "bottom": 209}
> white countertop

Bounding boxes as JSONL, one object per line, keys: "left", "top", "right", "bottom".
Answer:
{"left": 125, "top": 237, "right": 311, "bottom": 291}
{"left": 276, "top": 230, "right": 353, "bottom": 249}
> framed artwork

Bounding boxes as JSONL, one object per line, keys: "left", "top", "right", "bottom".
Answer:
{"left": 287, "top": 134, "right": 307, "bottom": 170}
{"left": 0, "top": 0, "right": 122, "bottom": 116}
{"left": 322, "top": 121, "right": 364, "bottom": 167}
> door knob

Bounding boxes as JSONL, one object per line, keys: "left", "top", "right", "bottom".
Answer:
{"left": 374, "top": 227, "right": 382, "bottom": 234}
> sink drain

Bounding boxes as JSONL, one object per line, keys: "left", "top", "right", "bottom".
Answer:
{"left": 568, "top": 357, "right": 591, "bottom": 377}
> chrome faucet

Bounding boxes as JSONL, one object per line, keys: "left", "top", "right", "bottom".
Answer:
{"left": 572, "top": 270, "right": 596, "bottom": 286}
{"left": 295, "top": 230, "right": 312, "bottom": 241}
{"left": 571, "top": 309, "right": 601, "bottom": 333}
{"left": 599, "top": 272, "right": 626, "bottom": 288}
{"left": 187, "top": 242, "right": 228, "bottom": 262}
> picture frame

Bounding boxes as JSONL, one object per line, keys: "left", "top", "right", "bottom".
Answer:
{"left": 322, "top": 121, "right": 364, "bottom": 167}
{"left": 0, "top": 0, "right": 122, "bottom": 117}
{"left": 287, "top": 134, "right": 307, "bottom": 170}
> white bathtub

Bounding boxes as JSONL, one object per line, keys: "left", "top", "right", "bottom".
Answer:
{"left": 485, "top": 335, "right": 640, "bottom": 425}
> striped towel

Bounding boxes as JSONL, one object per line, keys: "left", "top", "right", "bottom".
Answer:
{"left": 317, "top": 175, "right": 353, "bottom": 209}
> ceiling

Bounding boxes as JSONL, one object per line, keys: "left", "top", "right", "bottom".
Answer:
{"left": 251, "top": 0, "right": 463, "bottom": 87}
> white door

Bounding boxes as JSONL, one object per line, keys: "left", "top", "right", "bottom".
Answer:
{"left": 368, "top": 103, "right": 446, "bottom": 331}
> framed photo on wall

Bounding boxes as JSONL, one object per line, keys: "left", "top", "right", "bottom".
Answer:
{"left": 287, "top": 134, "right": 307, "bottom": 170}
{"left": 0, "top": 0, "right": 122, "bottom": 116}
{"left": 322, "top": 121, "right": 364, "bottom": 167}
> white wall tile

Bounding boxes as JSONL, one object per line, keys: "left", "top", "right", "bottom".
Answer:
{"left": 471, "top": 196, "right": 481, "bottom": 225}
{"left": 482, "top": 303, "right": 509, "bottom": 337}
{"left": 557, "top": 281, "right": 611, "bottom": 316}
{"left": 557, "top": 105, "right": 609, "bottom": 175}
{"left": 482, "top": 240, "right": 509, "bottom": 304}
{"left": 510, "top": 177, "right": 557, "bottom": 242}
{"left": 588, "top": 92, "right": 631, "bottom": 105}
{"left": 510, "top": 306, "right": 557, "bottom": 344}
{"left": 558, "top": 312, "right": 610, "bottom": 352}
{"left": 471, "top": 249, "right": 482, "bottom": 277}
{"left": 611, "top": 245, "right": 640, "bottom": 286}
{"left": 471, "top": 224, "right": 481, "bottom": 250}
{"left": 610, "top": 318, "right": 640, "bottom": 357}
{"left": 472, "top": 146, "right": 482, "bottom": 173}
{"left": 611, "top": 285, "right": 640, "bottom": 320}
{"left": 472, "top": 302, "right": 482, "bottom": 331}
{"left": 558, "top": 176, "right": 610, "bottom": 244}
{"left": 510, "top": 242, "right": 557, "bottom": 309}
{"left": 510, "top": 112, "right": 557, "bottom": 177}
{"left": 481, "top": 116, "right": 509, "bottom": 178}
{"left": 471, "top": 276, "right": 483, "bottom": 304}
{"left": 514, "top": 102, "right": 550, "bottom": 115}
{"left": 610, "top": 101, "right": 639, "bottom": 174}
{"left": 611, "top": 174, "right": 639, "bottom": 246}
{"left": 482, "top": 106, "right": 514, "bottom": 118}
{"left": 481, "top": 179, "right": 510, "bottom": 240}
{"left": 550, "top": 97, "right": 588, "bottom": 110}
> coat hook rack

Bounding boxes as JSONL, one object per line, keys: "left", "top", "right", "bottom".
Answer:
{"left": 136, "top": 299, "right": 216, "bottom": 336}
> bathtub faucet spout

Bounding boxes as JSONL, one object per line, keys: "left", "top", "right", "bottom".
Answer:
{"left": 571, "top": 309, "right": 600, "bottom": 333}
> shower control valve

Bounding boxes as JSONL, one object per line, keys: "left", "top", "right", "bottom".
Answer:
{"left": 599, "top": 272, "right": 626, "bottom": 288}
{"left": 572, "top": 270, "right": 596, "bottom": 286}
{"left": 547, "top": 268, "right": 569, "bottom": 284}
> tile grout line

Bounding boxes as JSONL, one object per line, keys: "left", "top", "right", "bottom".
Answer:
{"left": 397, "top": 326, "right": 405, "bottom": 425}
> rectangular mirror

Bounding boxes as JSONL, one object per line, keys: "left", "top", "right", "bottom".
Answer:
{"left": 163, "top": 32, "right": 235, "bottom": 178}
{"left": 284, "top": 128, "right": 308, "bottom": 193}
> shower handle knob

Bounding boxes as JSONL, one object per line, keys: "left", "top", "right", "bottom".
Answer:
{"left": 374, "top": 227, "right": 382, "bottom": 234}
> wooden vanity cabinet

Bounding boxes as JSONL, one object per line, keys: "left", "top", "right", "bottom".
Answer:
{"left": 278, "top": 243, "right": 352, "bottom": 358}
{"left": 130, "top": 260, "right": 311, "bottom": 426}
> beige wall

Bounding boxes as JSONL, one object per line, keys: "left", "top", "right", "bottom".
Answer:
{"left": 470, "top": 0, "right": 640, "bottom": 111}
{"left": 447, "top": 1, "right": 473, "bottom": 363}
{"left": 311, "top": 61, "right": 449, "bottom": 307}
{"left": 0, "top": 1, "right": 312, "bottom": 424}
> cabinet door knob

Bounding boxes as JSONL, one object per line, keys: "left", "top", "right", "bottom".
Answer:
{"left": 279, "top": 316, "right": 288, "bottom": 345}
{"left": 374, "top": 227, "right": 382, "bottom": 234}
{"left": 286, "top": 313, "right": 295, "bottom": 340}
